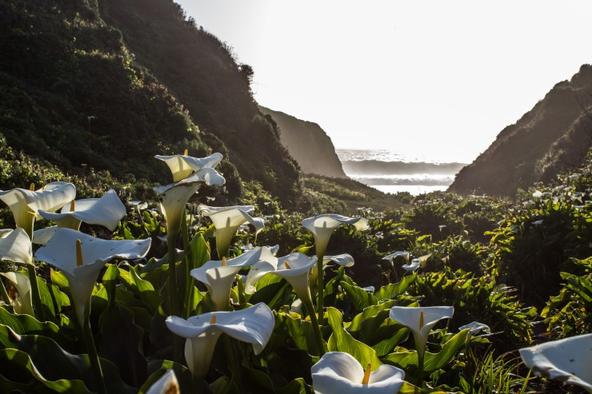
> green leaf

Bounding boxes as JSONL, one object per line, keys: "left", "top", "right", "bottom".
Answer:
{"left": 0, "top": 306, "right": 60, "bottom": 338}
{"left": 384, "top": 330, "right": 470, "bottom": 373}
{"left": 376, "top": 274, "right": 416, "bottom": 301}
{"left": 0, "top": 348, "right": 92, "bottom": 393}
{"left": 326, "top": 307, "right": 381, "bottom": 370}
{"left": 189, "top": 234, "right": 210, "bottom": 269}
{"left": 0, "top": 324, "right": 133, "bottom": 393}
{"left": 340, "top": 281, "right": 377, "bottom": 311}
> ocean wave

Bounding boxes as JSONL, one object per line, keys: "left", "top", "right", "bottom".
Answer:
{"left": 351, "top": 175, "right": 454, "bottom": 186}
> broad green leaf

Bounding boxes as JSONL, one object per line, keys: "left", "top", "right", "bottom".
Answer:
{"left": 341, "top": 281, "right": 376, "bottom": 311}
{"left": 0, "top": 324, "right": 133, "bottom": 393}
{"left": 376, "top": 274, "right": 416, "bottom": 301}
{"left": 326, "top": 307, "right": 381, "bottom": 370}
{"left": 0, "top": 348, "right": 92, "bottom": 393}
{"left": 384, "top": 330, "right": 470, "bottom": 373}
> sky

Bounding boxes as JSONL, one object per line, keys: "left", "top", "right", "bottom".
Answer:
{"left": 178, "top": 0, "right": 592, "bottom": 163}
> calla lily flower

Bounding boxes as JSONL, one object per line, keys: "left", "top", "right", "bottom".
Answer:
{"left": 34, "top": 228, "right": 151, "bottom": 325}
{"left": 0, "top": 229, "right": 11, "bottom": 238}
{"left": 273, "top": 253, "right": 317, "bottom": 300}
{"left": 165, "top": 303, "right": 274, "bottom": 378}
{"left": 38, "top": 189, "right": 126, "bottom": 231}
{"left": 0, "top": 182, "right": 76, "bottom": 236}
{"left": 323, "top": 254, "right": 355, "bottom": 268}
{"left": 389, "top": 306, "right": 454, "bottom": 359}
{"left": 155, "top": 168, "right": 226, "bottom": 243}
{"left": 459, "top": 321, "right": 491, "bottom": 335}
{"left": 0, "top": 271, "right": 33, "bottom": 315}
{"left": 245, "top": 253, "right": 316, "bottom": 300}
{"left": 519, "top": 334, "right": 592, "bottom": 392}
{"left": 155, "top": 152, "right": 223, "bottom": 182}
{"left": 146, "top": 370, "right": 179, "bottom": 394}
{"left": 192, "top": 246, "right": 279, "bottom": 309}
{"left": 198, "top": 205, "right": 265, "bottom": 257}
{"left": 0, "top": 228, "right": 33, "bottom": 266}
{"left": 32, "top": 226, "right": 58, "bottom": 246}
{"left": 302, "top": 214, "right": 369, "bottom": 258}
{"left": 382, "top": 251, "right": 410, "bottom": 264}
{"left": 311, "top": 351, "right": 405, "bottom": 394}
{"left": 402, "top": 259, "right": 420, "bottom": 273}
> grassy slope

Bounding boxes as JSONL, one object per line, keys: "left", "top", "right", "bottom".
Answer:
{"left": 0, "top": 0, "right": 243, "bottom": 190}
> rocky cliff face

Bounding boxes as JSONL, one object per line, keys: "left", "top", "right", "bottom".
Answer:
{"left": 449, "top": 65, "right": 592, "bottom": 196}
{"left": 260, "top": 107, "right": 346, "bottom": 178}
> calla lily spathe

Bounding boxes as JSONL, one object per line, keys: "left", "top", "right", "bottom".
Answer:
{"left": 519, "top": 333, "right": 592, "bottom": 392}
{"left": 146, "top": 370, "right": 179, "bottom": 394}
{"left": 165, "top": 303, "right": 274, "bottom": 378}
{"left": 323, "top": 254, "right": 355, "bottom": 268}
{"left": 302, "top": 214, "right": 369, "bottom": 258}
{"left": 0, "top": 182, "right": 76, "bottom": 236}
{"left": 245, "top": 253, "right": 316, "bottom": 300}
{"left": 382, "top": 251, "right": 410, "bottom": 264}
{"left": 402, "top": 259, "right": 420, "bottom": 273}
{"left": 155, "top": 152, "right": 223, "bottom": 182}
{"left": 0, "top": 228, "right": 33, "bottom": 266}
{"left": 191, "top": 246, "right": 279, "bottom": 309}
{"left": 34, "top": 228, "right": 151, "bottom": 325}
{"left": 459, "top": 321, "right": 491, "bottom": 335}
{"left": 39, "top": 189, "right": 126, "bottom": 231}
{"left": 0, "top": 229, "right": 11, "bottom": 238}
{"left": 0, "top": 271, "right": 33, "bottom": 315}
{"left": 198, "top": 204, "right": 264, "bottom": 257}
{"left": 389, "top": 306, "right": 454, "bottom": 358}
{"left": 155, "top": 168, "right": 226, "bottom": 243}
{"left": 311, "top": 351, "right": 405, "bottom": 394}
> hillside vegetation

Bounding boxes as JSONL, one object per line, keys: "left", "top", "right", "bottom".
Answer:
{"left": 450, "top": 64, "right": 592, "bottom": 196}
{"left": 99, "top": 0, "right": 302, "bottom": 205}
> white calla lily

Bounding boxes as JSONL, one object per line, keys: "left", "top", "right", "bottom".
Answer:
{"left": 155, "top": 168, "right": 225, "bottom": 243}
{"left": 302, "top": 214, "right": 369, "bottom": 259}
{"left": 38, "top": 189, "right": 126, "bottom": 231}
{"left": 382, "top": 251, "right": 410, "bottom": 264}
{"left": 323, "top": 254, "right": 355, "bottom": 268}
{"left": 273, "top": 253, "right": 317, "bottom": 300}
{"left": 34, "top": 228, "right": 151, "bottom": 325}
{"left": 389, "top": 306, "right": 454, "bottom": 359}
{"left": 165, "top": 303, "right": 274, "bottom": 378}
{"left": 0, "top": 182, "right": 76, "bottom": 236}
{"left": 0, "top": 229, "right": 11, "bottom": 238}
{"left": 0, "top": 228, "right": 33, "bottom": 266}
{"left": 198, "top": 204, "right": 265, "bottom": 257}
{"left": 155, "top": 152, "right": 223, "bottom": 182}
{"left": 192, "top": 246, "right": 279, "bottom": 309}
{"left": 402, "top": 259, "right": 420, "bottom": 272}
{"left": 459, "top": 321, "right": 491, "bottom": 335}
{"left": 32, "top": 226, "right": 59, "bottom": 245}
{"left": 0, "top": 271, "right": 33, "bottom": 315}
{"left": 146, "top": 370, "right": 179, "bottom": 394}
{"left": 311, "top": 351, "right": 405, "bottom": 394}
{"left": 519, "top": 334, "right": 592, "bottom": 392}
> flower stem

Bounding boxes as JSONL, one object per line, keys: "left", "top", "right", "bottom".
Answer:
{"left": 26, "top": 264, "right": 44, "bottom": 321}
{"left": 0, "top": 278, "right": 10, "bottom": 306}
{"left": 82, "top": 310, "right": 106, "bottom": 394}
{"left": 167, "top": 240, "right": 178, "bottom": 316}
{"left": 417, "top": 350, "right": 425, "bottom": 388}
{"left": 315, "top": 253, "right": 325, "bottom": 321}
{"left": 303, "top": 291, "right": 325, "bottom": 355}
{"left": 181, "top": 214, "right": 193, "bottom": 317}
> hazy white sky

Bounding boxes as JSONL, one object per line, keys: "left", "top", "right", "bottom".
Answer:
{"left": 178, "top": 0, "right": 592, "bottom": 163}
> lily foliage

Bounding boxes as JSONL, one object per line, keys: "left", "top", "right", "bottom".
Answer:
{"left": 2, "top": 150, "right": 592, "bottom": 393}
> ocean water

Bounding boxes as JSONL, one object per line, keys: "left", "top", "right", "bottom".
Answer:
{"left": 337, "top": 149, "right": 463, "bottom": 196}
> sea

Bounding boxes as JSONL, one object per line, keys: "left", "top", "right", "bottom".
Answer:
{"left": 337, "top": 149, "right": 466, "bottom": 196}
